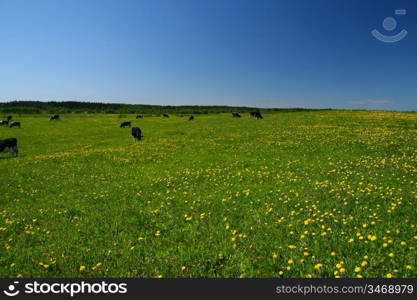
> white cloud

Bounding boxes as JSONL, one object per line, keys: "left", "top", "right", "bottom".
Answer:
{"left": 348, "top": 99, "right": 393, "bottom": 108}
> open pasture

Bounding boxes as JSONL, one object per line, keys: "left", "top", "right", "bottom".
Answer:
{"left": 0, "top": 111, "right": 416, "bottom": 278}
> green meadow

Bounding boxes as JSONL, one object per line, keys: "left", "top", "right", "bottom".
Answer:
{"left": 1, "top": 110, "right": 416, "bottom": 278}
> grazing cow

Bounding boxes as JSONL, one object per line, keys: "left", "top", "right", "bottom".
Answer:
{"left": 189, "top": 115, "right": 194, "bottom": 121}
{"left": 9, "top": 122, "right": 21, "bottom": 128}
{"left": 131, "top": 127, "right": 143, "bottom": 141}
{"left": 120, "top": 121, "right": 131, "bottom": 128}
{"left": 136, "top": 114, "right": 144, "bottom": 119}
{"left": 7, "top": 116, "right": 12, "bottom": 122}
{"left": 0, "top": 120, "right": 9, "bottom": 126}
{"left": 250, "top": 111, "right": 263, "bottom": 119}
{"left": 0, "top": 138, "right": 18, "bottom": 156}
{"left": 232, "top": 112, "right": 241, "bottom": 118}
{"left": 163, "top": 114, "right": 169, "bottom": 118}
{"left": 50, "top": 115, "right": 60, "bottom": 120}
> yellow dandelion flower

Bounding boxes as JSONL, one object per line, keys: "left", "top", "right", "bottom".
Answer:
{"left": 361, "top": 261, "right": 368, "bottom": 267}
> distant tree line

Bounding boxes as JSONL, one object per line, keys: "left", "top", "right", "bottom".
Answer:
{"left": 0, "top": 101, "right": 330, "bottom": 115}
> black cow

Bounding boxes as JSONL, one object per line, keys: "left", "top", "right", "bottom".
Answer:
{"left": 120, "top": 121, "right": 131, "bottom": 128}
{"left": 9, "top": 122, "right": 21, "bottom": 128}
{"left": 136, "top": 114, "right": 144, "bottom": 119}
{"left": 50, "top": 115, "right": 60, "bottom": 120}
{"left": 189, "top": 115, "right": 194, "bottom": 121}
{"left": 163, "top": 114, "right": 169, "bottom": 118}
{"left": 7, "top": 116, "right": 12, "bottom": 122}
{"left": 0, "top": 120, "right": 9, "bottom": 126}
{"left": 232, "top": 112, "right": 241, "bottom": 118}
{"left": 250, "top": 111, "right": 263, "bottom": 119}
{"left": 131, "top": 127, "right": 143, "bottom": 141}
{"left": 0, "top": 138, "right": 18, "bottom": 156}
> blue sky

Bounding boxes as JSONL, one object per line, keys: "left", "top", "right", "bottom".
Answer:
{"left": 1, "top": 0, "right": 416, "bottom": 110}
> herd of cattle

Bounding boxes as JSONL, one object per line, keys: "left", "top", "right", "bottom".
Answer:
{"left": 0, "top": 115, "right": 21, "bottom": 128}
{"left": 0, "top": 111, "right": 263, "bottom": 157}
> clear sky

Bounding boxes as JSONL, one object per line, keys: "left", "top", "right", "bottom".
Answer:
{"left": 1, "top": 0, "right": 416, "bottom": 110}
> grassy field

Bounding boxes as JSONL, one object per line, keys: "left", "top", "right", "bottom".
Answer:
{"left": 0, "top": 110, "right": 416, "bottom": 278}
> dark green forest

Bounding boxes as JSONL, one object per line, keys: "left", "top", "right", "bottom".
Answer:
{"left": 0, "top": 101, "right": 327, "bottom": 115}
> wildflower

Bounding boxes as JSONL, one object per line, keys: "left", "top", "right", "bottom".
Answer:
{"left": 79, "top": 266, "right": 86, "bottom": 271}
{"left": 367, "top": 235, "right": 377, "bottom": 241}
{"left": 314, "top": 263, "right": 323, "bottom": 269}
{"left": 388, "top": 253, "right": 394, "bottom": 258}
{"left": 288, "top": 259, "right": 294, "bottom": 264}
{"left": 361, "top": 261, "right": 368, "bottom": 267}
{"left": 354, "top": 267, "right": 361, "bottom": 272}
{"left": 386, "top": 273, "right": 393, "bottom": 278}
{"left": 288, "top": 245, "right": 296, "bottom": 249}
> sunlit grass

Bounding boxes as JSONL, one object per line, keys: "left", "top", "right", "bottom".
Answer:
{"left": 0, "top": 111, "right": 416, "bottom": 278}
